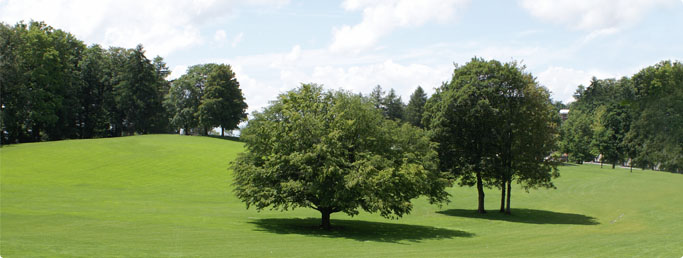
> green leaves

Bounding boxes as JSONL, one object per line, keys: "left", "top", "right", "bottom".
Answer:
{"left": 232, "top": 84, "right": 450, "bottom": 220}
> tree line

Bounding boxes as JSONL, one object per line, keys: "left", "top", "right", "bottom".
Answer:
{"left": 1, "top": 21, "right": 247, "bottom": 144}
{"left": 558, "top": 61, "right": 682, "bottom": 173}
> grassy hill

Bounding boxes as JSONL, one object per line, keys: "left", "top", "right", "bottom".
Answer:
{"left": 1, "top": 135, "right": 682, "bottom": 257}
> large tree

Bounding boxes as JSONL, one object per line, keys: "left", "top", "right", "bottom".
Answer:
{"left": 232, "top": 84, "right": 450, "bottom": 229}
{"left": 498, "top": 73, "right": 559, "bottom": 213}
{"left": 424, "top": 58, "right": 558, "bottom": 214}
{"left": 113, "top": 44, "right": 163, "bottom": 135}
{"left": 423, "top": 59, "right": 504, "bottom": 214}
{"left": 197, "top": 64, "right": 247, "bottom": 136}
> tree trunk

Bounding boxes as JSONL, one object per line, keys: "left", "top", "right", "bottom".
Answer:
{"left": 499, "top": 180, "right": 506, "bottom": 213}
{"left": 505, "top": 178, "right": 512, "bottom": 214}
{"left": 221, "top": 127, "right": 225, "bottom": 137}
{"left": 320, "top": 208, "right": 332, "bottom": 230}
{"left": 612, "top": 163, "right": 616, "bottom": 169}
{"left": 476, "top": 171, "right": 486, "bottom": 214}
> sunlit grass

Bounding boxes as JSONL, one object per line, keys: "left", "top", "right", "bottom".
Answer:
{"left": 1, "top": 135, "right": 681, "bottom": 257}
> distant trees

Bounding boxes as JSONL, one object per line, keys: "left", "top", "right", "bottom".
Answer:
{"left": 232, "top": 84, "right": 450, "bottom": 229}
{"left": 166, "top": 64, "right": 247, "bottom": 136}
{"left": 405, "top": 86, "right": 428, "bottom": 128}
{"left": 423, "top": 58, "right": 559, "bottom": 214}
{"left": 1, "top": 21, "right": 247, "bottom": 144}
{"left": 197, "top": 64, "right": 247, "bottom": 136}
{"left": 559, "top": 61, "right": 681, "bottom": 173}
{"left": 626, "top": 61, "right": 682, "bottom": 172}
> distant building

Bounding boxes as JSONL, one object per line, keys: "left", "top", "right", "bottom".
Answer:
{"left": 559, "top": 109, "right": 570, "bottom": 121}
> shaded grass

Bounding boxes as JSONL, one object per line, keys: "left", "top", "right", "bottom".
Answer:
{"left": 249, "top": 218, "right": 474, "bottom": 243}
{"left": 437, "top": 208, "right": 599, "bottom": 225}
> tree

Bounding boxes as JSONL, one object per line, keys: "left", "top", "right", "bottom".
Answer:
{"left": 383, "top": 88, "right": 405, "bottom": 121}
{"left": 114, "top": 44, "right": 163, "bottom": 135}
{"left": 405, "top": 86, "right": 428, "bottom": 128}
{"left": 232, "top": 84, "right": 450, "bottom": 229}
{"left": 77, "top": 44, "right": 110, "bottom": 138}
{"left": 197, "top": 64, "right": 247, "bottom": 136}
{"left": 369, "top": 85, "right": 385, "bottom": 112}
{"left": 423, "top": 58, "right": 508, "bottom": 214}
{"left": 0, "top": 22, "right": 28, "bottom": 144}
{"left": 424, "top": 58, "right": 558, "bottom": 214}
{"left": 625, "top": 61, "right": 683, "bottom": 172}
{"left": 501, "top": 74, "right": 559, "bottom": 213}
{"left": 560, "top": 109, "right": 594, "bottom": 163}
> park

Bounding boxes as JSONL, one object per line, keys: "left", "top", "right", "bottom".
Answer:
{"left": 2, "top": 2, "right": 682, "bottom": 256}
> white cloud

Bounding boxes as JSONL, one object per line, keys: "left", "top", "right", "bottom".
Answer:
{"left": 536, "top": 66, "right": 615, "bottom": 103}
{"left": 0, "top": 0, "right": 288, "bottom": 57}
{"left": 330, "top": 0, "right": 470, "bottom": 53}
{"left": 168, "top": 65, "right": 189, "bottom": 81}
{"left": 519, "top": 0, "right": 677, "bottom": 32}
{"left": 207, "top": 46, "right": 453, "bottom": 113}
{"left": 214, "top": 30, "right": 227, "bottom": 42}
{"left": 231, "top": 32, "right": 244, "bottom": 48}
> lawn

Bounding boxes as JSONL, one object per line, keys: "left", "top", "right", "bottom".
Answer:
{"left": 1, "top": 135, "right": 681, "bottom": 257}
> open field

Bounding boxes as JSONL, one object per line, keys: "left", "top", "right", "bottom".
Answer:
{"left": 1, "top": 135, "right": 682, "bottom": 257}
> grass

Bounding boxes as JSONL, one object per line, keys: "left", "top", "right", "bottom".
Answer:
{"left": 1, "top": 135, "right": 682, "bottom": 257}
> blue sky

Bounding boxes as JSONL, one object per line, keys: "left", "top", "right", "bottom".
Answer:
{"left": 2, "top": 0, "right": 682, "bottom": 113}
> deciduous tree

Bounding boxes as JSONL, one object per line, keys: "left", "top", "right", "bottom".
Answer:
{"left": 232, "top": 84, "right": 450, "bottom": 229}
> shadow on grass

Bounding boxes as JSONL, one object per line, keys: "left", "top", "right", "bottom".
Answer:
{"left": 206, "top": 135, "right": 242, "bottom": 142}
{"left": 249, "top": 218, "right": 474, "bottom": 243}
{"left": 437, "top": 209, "right": 599, "bottom": 225}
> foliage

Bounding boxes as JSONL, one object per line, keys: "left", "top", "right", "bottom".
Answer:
{"left": 232, "top": 84, "right": 450, "bottom": 229}
{"left": 0, "top": 21, "right": 173, "bottom": 143}
{"left": 405, "top": 86, "right": 428, "bottom": 128}
{"left": 197, "top": 64, "right": 247, "bottom": 136}
{"left": 625, "top": 61, "right": 682, "bottom": 172}
{"left": 383, "top": 88, "right": 405, "bottom": 121}
{"left": 424, "top": 58, "right": 558, "bottom": 214}
{"left": 367, "top": 85, "right": 405, "bottom": 121}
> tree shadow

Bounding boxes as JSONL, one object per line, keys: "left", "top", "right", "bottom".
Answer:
{"left": 206, "top": 135, "right": 242, "bottom": 142}
{"left": 248, "top": 218, "right": 474, "bottom": 243}
{"left": 437, "top": 209, "right": 599, "bottom": 225}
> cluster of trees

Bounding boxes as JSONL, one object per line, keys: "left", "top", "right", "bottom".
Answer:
{"left": 559, "top": 61, "right": 682, "bottom": 173}
{"left": 1, "top": 21, "right": 247, "bottom": 144}
{"left": 423, "top": 58, "right": 559, "bottom": 214}
{"left": 233, "top": 58, "right": 560, "bottom": 228}
{"left": 367, "top": 85, "right": 429, "bottom": 128}
{"left": 166, "top": 63, "right": 247, "bottom": 136}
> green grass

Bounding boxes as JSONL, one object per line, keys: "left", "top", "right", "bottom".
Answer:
{"left": 1, "top": 135, "right": 682, "bottom": 257}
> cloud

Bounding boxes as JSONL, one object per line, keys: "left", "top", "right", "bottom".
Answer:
{"left": 214, "top": 30, "right": 228, "bottom": 42}
{"left": 0, "top": 0, "right": 288, "bottom": 57}
{"left": 231, "top": 32, "right": 244, "bottom": 48}
{"left": 535, "top": 66, "right": 615, "bottom": 103}
{"left": 330, "top": 0, "right": 470, "bottom": 53}
{"left": 519, "top": 0, "right": 677, "bottom": 32}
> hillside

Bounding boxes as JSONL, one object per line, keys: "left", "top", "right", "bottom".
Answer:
{"left": 1, "top": 135, "right": 682, "bottom": 257}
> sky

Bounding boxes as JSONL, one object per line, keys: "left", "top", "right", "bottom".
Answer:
{"left": 2, "top": 0, "right": 682, "bottom": 114}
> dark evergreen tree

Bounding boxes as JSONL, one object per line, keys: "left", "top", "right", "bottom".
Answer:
{"left": 405, "top": 86, "right": 428, "bottom": 128}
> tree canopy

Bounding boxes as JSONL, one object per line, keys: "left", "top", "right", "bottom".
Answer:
{"left": 232, "top": 84, "right": 450, "bottom": 229}
{"left": 423, "top": 58, "right": 559, "bottom": 214}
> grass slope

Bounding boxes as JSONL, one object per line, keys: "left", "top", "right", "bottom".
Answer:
{"left": 1, "top": 135, "right": 682, "bottom": 257}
